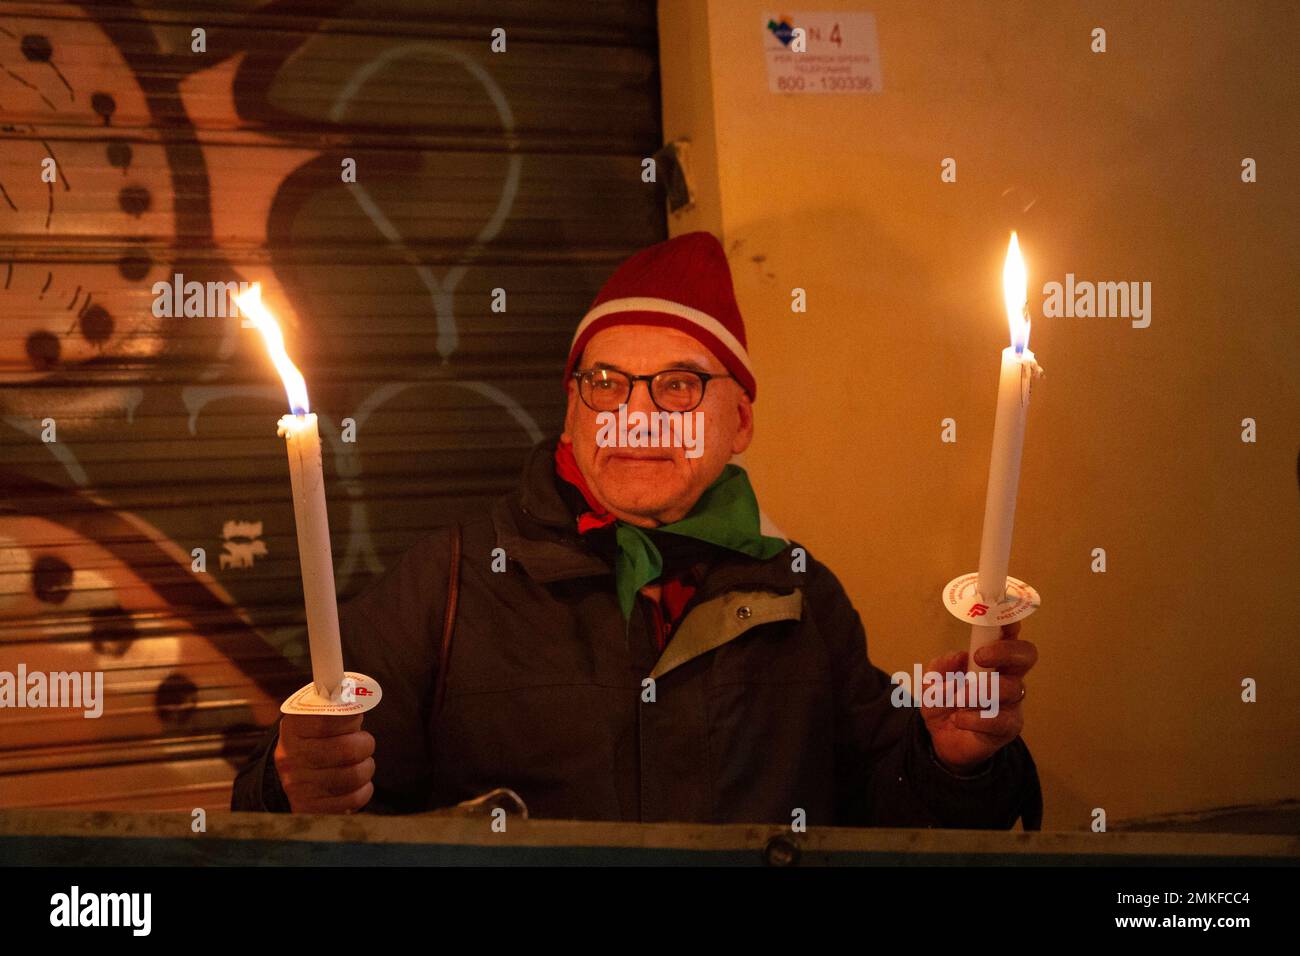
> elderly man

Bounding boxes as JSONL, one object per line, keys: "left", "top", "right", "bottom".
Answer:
{"left": 232, "top": 231, "right": 1042, "bottom": 827}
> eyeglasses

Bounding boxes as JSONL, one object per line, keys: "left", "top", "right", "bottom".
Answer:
{"left": 572, "top": 367, "right": 733, "bottom": 413}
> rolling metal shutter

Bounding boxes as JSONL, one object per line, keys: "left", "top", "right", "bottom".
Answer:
{"left": 0, "top": 0, "right": 664, "bottom": 809}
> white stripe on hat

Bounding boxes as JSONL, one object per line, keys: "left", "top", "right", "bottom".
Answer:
{"left": 573, "top": 296, "right": 754, "bottom": 378}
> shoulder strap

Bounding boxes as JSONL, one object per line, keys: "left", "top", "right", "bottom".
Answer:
{"left": 432, "top": 523, "right": 462, "bottom": 718}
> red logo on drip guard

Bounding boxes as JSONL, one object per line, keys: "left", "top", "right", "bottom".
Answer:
{"left": 968, "top": 603, "right": 989, "bottom": 618}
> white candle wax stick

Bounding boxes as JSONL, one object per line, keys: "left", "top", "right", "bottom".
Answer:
{"left": 278, "top": 412, "right": 345, "bottom": 700}
{"left": 968, "top": 347, "right": 1040, "bottom": 672}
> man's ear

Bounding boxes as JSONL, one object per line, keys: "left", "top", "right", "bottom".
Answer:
{"left": 730, "top": 390, "right": 754, "bottom": 455}
{"left": 561, "top": 378, "right": 579, "bottom": 445}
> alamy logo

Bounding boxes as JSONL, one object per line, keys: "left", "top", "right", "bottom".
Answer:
{"left": 152, "top": 273, "right": 254, "bottom": 320}
{"left": 595, "top": 405, "right": 704, "bottom": 459}
{"left": 0, "top": 665, "right": 103, "bottom": 718}
{"left": 1042, "top": 274, "right": 1151, "bottom": 328}
{"left": 890, "top": 664, "right": 1000, "bottom": 717}
{"left": 50, "top": 886, "right": 151, "bottom": 936}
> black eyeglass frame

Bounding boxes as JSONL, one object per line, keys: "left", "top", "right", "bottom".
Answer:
{"left": 571, "top": 366, "right": 734, "bottom": 413}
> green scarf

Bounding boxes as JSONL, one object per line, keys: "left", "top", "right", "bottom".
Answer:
{"left": 607, "top": 466, "right": 787, "bottom": 619}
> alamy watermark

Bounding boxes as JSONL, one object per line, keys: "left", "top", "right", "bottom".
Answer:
{"left": 0, "top": 665, "right": 104, "bottom": 718}
{"left": 595, "top": 405, "right": 704, "bottom": 459}
{"left": 151, "top": 273, "right": 254, "bottom": 321}
{"left": 50, "top": 886, "right": 151, "bottom": 936}
{"left": 890, "top": 664, "right": 1000, "bottom": 718}
{"left": 1042, "top": 274, "right": 1151, "bottom": 328}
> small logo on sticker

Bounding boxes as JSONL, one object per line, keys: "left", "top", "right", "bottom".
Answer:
{"left": 766, "top": 16, "right": 795, "bottom": 46}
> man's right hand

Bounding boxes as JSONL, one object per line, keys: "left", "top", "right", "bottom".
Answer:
{"left": 274, "top": 714, "right": 376, "bottom": 813}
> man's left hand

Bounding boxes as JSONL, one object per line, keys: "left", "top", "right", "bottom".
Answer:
{"left": 921, "top": 621, "right": 1037, "bottom": 774}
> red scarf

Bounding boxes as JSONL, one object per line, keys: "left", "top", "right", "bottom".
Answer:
{"left": 554, "top": 441, "right": 618, "bottom": 534}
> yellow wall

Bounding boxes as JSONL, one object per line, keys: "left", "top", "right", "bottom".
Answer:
{"left": 658, "top": 0, "right": 1299, "bottom": 827}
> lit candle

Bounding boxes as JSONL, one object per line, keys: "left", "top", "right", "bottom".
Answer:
{"left": 237, "top": 284, "right": 345, "bottom": 702}
{"left": 968, "top": 233, "right": 1044, "bottom": 673}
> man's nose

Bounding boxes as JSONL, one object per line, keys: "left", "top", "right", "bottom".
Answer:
{"left": 625, "top": 378, "right": 659, "bottom": 415}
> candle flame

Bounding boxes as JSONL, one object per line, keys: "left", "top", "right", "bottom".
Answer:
{"left": 236, "top": 283, "right": 310, "bottom": 415}
{"left": 1003, "top": 231, "right": 1030, "bottom": 353}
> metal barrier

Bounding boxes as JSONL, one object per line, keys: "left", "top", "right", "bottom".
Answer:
{"left": 1, "top": 810, "right": 1296, "bottom": 866}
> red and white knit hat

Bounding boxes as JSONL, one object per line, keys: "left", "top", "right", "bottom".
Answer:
{"left": 563, "top": 231, "right": 757, "bottom": 400}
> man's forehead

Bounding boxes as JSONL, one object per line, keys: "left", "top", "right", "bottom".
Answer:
{"left": 581, "top": 324, "right": 725, "bottom": 371}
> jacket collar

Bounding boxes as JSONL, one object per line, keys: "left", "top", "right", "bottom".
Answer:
{"left": 515, "top": 436, "right": 578, "bottom": 531}
{"left": 492, "top": 438, "right": 610, "bottom": 584}
{"left": 495, "top": 437, "right": 804, "bottom": 594}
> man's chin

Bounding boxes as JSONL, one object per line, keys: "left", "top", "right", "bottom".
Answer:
{"left": 595, "top": 479, "right": 690, "bottom": 524}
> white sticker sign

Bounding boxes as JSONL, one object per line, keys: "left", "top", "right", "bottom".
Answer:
{"left": 762, "top": 11, "right": 883, "bottom": 94}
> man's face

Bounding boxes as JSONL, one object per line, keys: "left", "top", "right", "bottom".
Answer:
{"left": 562, "top": 324, "right": 754, "bottom": 527}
